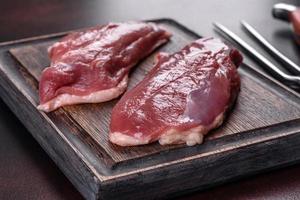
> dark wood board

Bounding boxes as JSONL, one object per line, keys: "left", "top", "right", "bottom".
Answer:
{"left": 0, "top": 19, "right": 300, "bottom": 200}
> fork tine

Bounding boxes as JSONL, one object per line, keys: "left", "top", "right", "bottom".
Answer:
{"left": 213, "top": 22, "right": 300, "bottom": 86}
{"left": 241, "top": 20, "right": 300, "bottom": 75}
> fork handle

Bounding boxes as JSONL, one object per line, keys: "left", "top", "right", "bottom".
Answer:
{"left": 273, "top": 3, "right": 300, "bottom": 45}
{"left": 272, "top": 3, "right": 297, "bottom": 22}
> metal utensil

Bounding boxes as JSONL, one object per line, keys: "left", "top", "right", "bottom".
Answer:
{"left": 241, "top": 20, "right": 300, "bottom": 75}
{"left": 272, "top": 3, "right": 297, "bottom": 22}
{"left": 213, "top": 22, "right": 300, "bottom": 86}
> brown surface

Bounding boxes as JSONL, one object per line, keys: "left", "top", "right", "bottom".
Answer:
{"left": 1, "top": 92, "right": 300, "bottom": 200}
{"left": 9, "top": 21, "right": 300, "bottom": 165}
{"left": 2, "top": 19, "right": 300, "bottom": 199}
{"left": 1, "top": 0, "right": 300, "bottom": 200}
{"left": 0, "top": 97, "right": 83, "bottom": 200}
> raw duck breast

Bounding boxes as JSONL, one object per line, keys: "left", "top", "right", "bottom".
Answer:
{"left": 109, "top": 38, "right": 242, "bottom": 146}
{"left": 38, "top": 22, "right": 171, "bottom": 112}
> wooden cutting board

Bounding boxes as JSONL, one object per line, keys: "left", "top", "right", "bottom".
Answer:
{"left": 0, "top": 19, "right": 300, "bottom": 200}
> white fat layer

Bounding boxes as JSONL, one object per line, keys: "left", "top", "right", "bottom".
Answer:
{"left": 109, "top": 112, "right": 224, "bottom": 146}
{"left": 159, "top": 113, "right": 223, "bottom": 146}
{"left": 38, "top": 75, "right": 128, "bottom": 112}
{"left": 109, "top": 132, "right": 151, "bottom": 146}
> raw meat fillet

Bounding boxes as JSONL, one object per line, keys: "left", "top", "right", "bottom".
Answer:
{"left": 38, "top": 22, "right": 170, "bottom": 112}
{"left": 109, "top": 38, "right": 242, "bottom": 146}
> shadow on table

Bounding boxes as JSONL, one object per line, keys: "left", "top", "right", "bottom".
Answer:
{"left": 0, "top": 98, "right": 83, "bottom": 200}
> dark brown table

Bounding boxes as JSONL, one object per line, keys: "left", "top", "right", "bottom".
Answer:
{"left": 1, "top": 0, "right": 300, "bottom": 199}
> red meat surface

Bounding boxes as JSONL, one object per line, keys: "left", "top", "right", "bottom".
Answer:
{"left": 38, "top": 22, "right": 170, "bottom": 112}
{"left": 110, "top": 38, "right": 242, "bottom": 146}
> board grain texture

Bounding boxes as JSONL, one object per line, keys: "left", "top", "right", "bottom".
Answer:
{"left": 0, "top": 19, "right": 300, "bottom": 200}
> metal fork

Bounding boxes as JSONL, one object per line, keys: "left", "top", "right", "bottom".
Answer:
{"left": 213, "top": 22, "right": 300, "bottom": 87}
{"left": 241, "top": 20, "right": 300, "bottom": 75}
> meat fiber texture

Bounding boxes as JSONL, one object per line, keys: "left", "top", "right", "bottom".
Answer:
{"left": 38, "top": 22, "right": 171, "bottom": 112}
{"left": 110, "top": 38, "right": 242, "bottom": 146}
